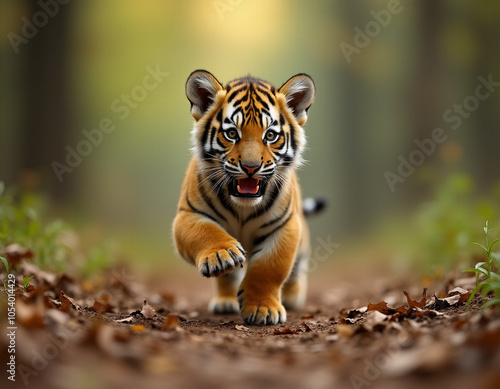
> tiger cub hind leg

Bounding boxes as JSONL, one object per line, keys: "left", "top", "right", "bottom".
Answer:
{"left": 282, "top": 274, "right": 307, "bottom": 310}
{"left": 208, "top": 267, "right": 244, "bottom": 314}
{"left": 281, "top": 252, "right": 309, "bottom": 309}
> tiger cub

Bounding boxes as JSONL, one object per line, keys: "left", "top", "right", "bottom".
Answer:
{"left": 173, "top": 70, "right": 322, "bottom": 325}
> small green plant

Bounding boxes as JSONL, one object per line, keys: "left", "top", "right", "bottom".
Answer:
{"left": 0, "top": 255, "right": 9, "bottom": 274}
{"left": 464, "top": 221, "right": 500, "bottom": 308}
{"left": 0, "top": 181, "right": 72, "bottom": 271}
{"left": 23, "top": 275, "right": 34, "bottom": 290}
{"left": 0, "top": 181, "right": 115, "bottom": 276}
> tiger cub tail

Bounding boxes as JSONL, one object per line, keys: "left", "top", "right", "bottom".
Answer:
{"left": 302, "top": 197, "right": 327, "bottom": 217}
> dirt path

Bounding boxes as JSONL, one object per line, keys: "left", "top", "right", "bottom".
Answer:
{"left": 1, "top": 261, "right": 500, "bottom": 389}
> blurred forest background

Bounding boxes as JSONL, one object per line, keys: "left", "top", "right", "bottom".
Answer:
{"left": 1, "top": 0, "right": 500, "bottom": 279}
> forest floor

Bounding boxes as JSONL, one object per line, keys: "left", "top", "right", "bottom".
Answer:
{"left": 1, "top": 255, "right": 500, "bottom": 389}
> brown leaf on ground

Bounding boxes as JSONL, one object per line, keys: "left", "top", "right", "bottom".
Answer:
{"left": 336, "top": 323, "right": 355, "bottom": 338}
{"left": 273, "top": 328, "right": 298, "bottom": 335}
{"left": 16, "top": 299, "right": 44, "bottom": 328}
{"left": 301, "top": 322, "right": 312, "bottom": 332}
{"left": 164, "top": 314, "right": 181, "bottom": 330}
{"left": 403, "top": 288, "right": 427, "bottom": 309}
{"left": 339, "top": 317, "right": 360, "bottom": 324}
{"left": 300, "top": 313, "right": 315, "bottom": 319}
{"left": 431, "top": 293, "right": 463, "bottom": 310}
{"left": 235, "top": 324, "right": 250, "bottom": 331}
{"left": 140, "top": 299, "right": 156, "bottom": 318}
{"left": 448, "top": 287, "right": 471, "bottom": 303}
{"left": 59, "top": 290, "right": 81, "bottom": 312}
{"left": 367, "top": 301, "right": 406, "bottom": 316}
{"left": 87, "top": 295, "right": 113, "bottom": 313}
{"left": 2, "top": 243, "right": 34, "bottom": 266}
{"left": 21, "top": 261, "right": 57, "bottom": 286}
{"left": 132, "top": 324, "right": 146, "bottom": 332}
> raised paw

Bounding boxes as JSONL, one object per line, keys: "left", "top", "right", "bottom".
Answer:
{"left": 237, "top": 289, "right": 287, "bottom": 325}
{"left": 208, "top": 297, "right": 239, "bottom": 314}
{"left": 197, "top": 244, "right": 246, "bottom": 278}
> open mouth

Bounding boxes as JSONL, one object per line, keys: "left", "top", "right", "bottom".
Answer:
{"left": 229, "top": 177, "right": 266, "bottom": 198}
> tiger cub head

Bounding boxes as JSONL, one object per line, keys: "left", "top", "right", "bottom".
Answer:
{"left": 186, "top": 70, "right": 315, "bottom": 206}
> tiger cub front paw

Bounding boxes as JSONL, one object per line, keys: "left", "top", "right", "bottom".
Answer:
{"left": 237, "top": 289, "right": 287, "bottom": 325}
{"left": 197, "top": 243, "right": 246, "bottom": 278}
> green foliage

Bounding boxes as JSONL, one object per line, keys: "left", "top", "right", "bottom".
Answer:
{"left": 23, "top": 275, "right": 34, "bottom": 290}
{"left": 0, "top": 182, "right": 113, "bottom": 275}
{"left": 0, "top": 182, "right": 71, "bottom": 271}
{"left": 464, "top": 221, "right": 500, "bottom": 308}
{"left": 0, "top": 256, "right": 8, "bottom": 274}
{"left": 410, "top": 173, "right": 499, "bottom": 274}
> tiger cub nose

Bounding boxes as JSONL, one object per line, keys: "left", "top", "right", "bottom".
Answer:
{"left": 241, "top": 163, "right": 260, "bottom": 175}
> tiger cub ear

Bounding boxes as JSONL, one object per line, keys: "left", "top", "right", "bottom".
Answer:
{"left": 278, "top": 74, "right": 315, "bottom": 126}
{"left": 186, "top": 70, "right": 224, "bottom": 121}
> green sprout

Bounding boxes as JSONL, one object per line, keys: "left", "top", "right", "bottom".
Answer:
{"left": 23, "top": 275, "right": 34, "bottom": 290}
{"left": 464, "top": 221, "right": 500, "bottom": 308}
{"left": 0, "top": 256, "right": 8, "bottom": 274}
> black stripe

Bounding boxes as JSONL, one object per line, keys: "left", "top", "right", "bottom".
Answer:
{"left": 185, "top": 193, "right": 219, "bottom": 224}
{"left": 242, "top": 184, "right": 280, "bottom": 225}
{"left": 229, "top": 80, "right": 246, "bottom": 89}
{"left": 254, "top": 92, "right": 269, "bottom": 111}
{"left": 289, "top": 123, "right": 297, "bottom": 151}
{"left": 259, "top": 198, "right": 291, "bottom": 229}
{"left": 216, "top": 109, "right": 223, "bottom": 123}
{"left": 214, "top": 185, "right": 239, "bottom": 221}
{"left": 253, "top": 211, "right": 294, "bottom": 246}
{"left": 231, "top": 107, "right": 243, "bottom": 121}
{"left": 227, "top": 85, "right": 247, "bottom": 103}
{"left": 256, "top": 87, "right": 275, "bottom": 105}
{"left": 198, "top": 174, "right": 227, "bottom": 222}
{"left": 281, "top": 156, "right": 294, "bottom": 167}
{"left": 216, "top": 136, "right": 225, "bottom": 149}
{"left": 233, "top": 92, "right": 249, "bottom": 107}
{"left": 201, "top": 114, "right": 213, "bottom": 160}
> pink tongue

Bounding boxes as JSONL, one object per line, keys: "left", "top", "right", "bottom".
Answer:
{"left": 237, "top": 178, "right": 260, "bottom": 194}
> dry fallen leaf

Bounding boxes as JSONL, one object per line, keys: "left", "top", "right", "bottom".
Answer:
{"left": 448, "top": 287, "right": 471, "bottom": 304}
{"left": 235, "top": 324, "right": 250, "bottom": 332}
{"left": 115, "top": 316, "right": 134, "bottom": 323}
{"left": 140, "top": 299, "right": 156, "bottom": 318}
{"left": 273, "top": 328, "right": 298, "bottom": 335}
{"left": 403, "top": 288, "right": 427, "bottom": 309}
{"left": 301, "top": 314, "right": 315, "bottom": 319}
{"left": 367, "top": 301, "right": 406, "bottom": 316}
{"left": 336, "top": 324, "right": 355, "bottom": 338}
{"left": 2, "top": 243, "right": 34, "bottom": 266}
{"left": 131, "top": 324, "right": 146, "bottom": 332}
{"left": 87, "top": 295, "right": 113, "bottom": 313}
{"left": 431, "top": 293, "right": 463, "bottom": 310}
{"left": 301, "top": 322, "right": 312, "bottom": 332}
{"left": 59, "top": 290, "right": 80, "bottom": 312}
{"left": 164, "top": 314, "right": 181, "bottom": 330}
